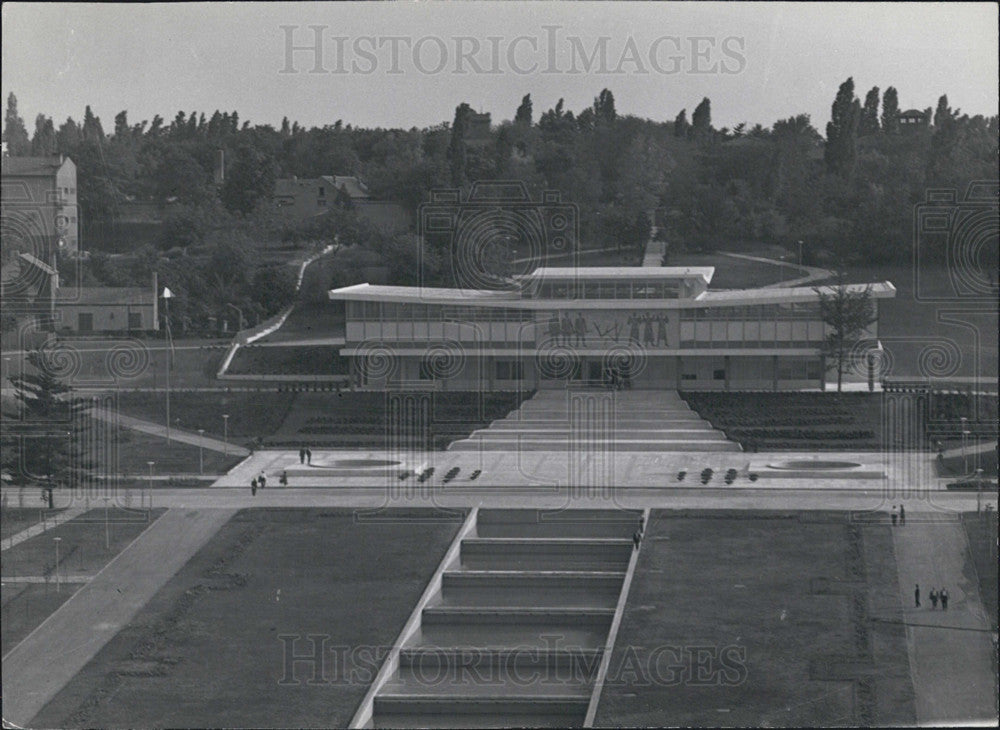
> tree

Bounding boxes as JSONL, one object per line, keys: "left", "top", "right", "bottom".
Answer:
{"left": 447, "top": 102, "right": 472, "bottom": 187}
{"left": 593, "top": 89, "right": 616, "bottom": 124}
{"left": 859, "top": 87, "right": 880, "bottom": 136}
{"left": 56, "top": 117, "right": 81, "bottom": 153}
{"left": 673, "top": 109, "right": 689, "bottom": 137}
{"left": 881, "top": 87, "right": 900, "bottom": 134}
{"left": 816, "top": 279, "right": 877, "bottom": 392}
{"left": 154, "top": 147, "right": 211, "bottom": 206}
{"left": 3, "top": 351, "right": 93, "bottom": 506}
{"left": 690, "top": 98, "right": 712, "bottom": 138}
{"left": 3, "top": 93, "right": 31, "bottom": 156}
{"left": 31, "top": 114, "right": 57, "bottom": 156}
{"left": 82, "top": 105, "right": 105, "bottom": 144}
{"left": 825, "top": 78, "right": 859, "bottom": 177}
{"left": 515, "top": 94, "right": 533, "bottom": 126}
{"left": 221, "top": 145, "right": 277, "bottom": 215}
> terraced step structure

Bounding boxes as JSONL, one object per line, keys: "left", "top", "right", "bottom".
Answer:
{"left": 366, "top": 508, "right": 642, "bottom": 729}
{"left": 448, "top": 389, "right": 741, "bottom": 452}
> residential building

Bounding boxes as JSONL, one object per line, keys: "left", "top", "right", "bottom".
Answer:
{"left": 273, "top": 174, "right": 411, "bottom": 230}
{"left": 1, "top": 154, "right": 80, "bottom": 255}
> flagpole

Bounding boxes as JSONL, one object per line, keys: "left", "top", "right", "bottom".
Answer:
{"left": 161, "top": 287, "right": 174, "bottom": 443}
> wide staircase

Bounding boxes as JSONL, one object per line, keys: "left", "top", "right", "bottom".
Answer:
{"left": 448, "top": 389, "right": 741, "bottom": 452}
{"left": 370, "top": 509, "right": 640, "bottom": 728}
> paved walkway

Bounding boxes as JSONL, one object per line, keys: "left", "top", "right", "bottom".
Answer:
{"left": 88, "top": 409, "right": 250, "bottom": 457}
{"left": 1, "top": 507, "right": 236, "bottom": 728}
{"left": 2, "top": 507, "right": 87, "bottom": 552}
{"left": 891, "top": 515, "right": 997, "bottom": 724}
{"left": 720, "top": 251, "right": 833, "bottom": 288}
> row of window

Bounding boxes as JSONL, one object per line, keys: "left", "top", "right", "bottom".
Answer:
{"left": 535, "top": 281, "right": 683, "bottom": 300}
{"left": 680, "top": 338, "right": 823, "bottom": 349}
{"left": 681, "top": 303, "right": 821, "bottom": 320}
{"left": 680, "top": 360, "right": 822, "bottom": 381}
{"left": 347, "top": 301, "right": 533, "bottom": 322}
{"left": 418, "top": 359, "right": 524, "bottom": 380}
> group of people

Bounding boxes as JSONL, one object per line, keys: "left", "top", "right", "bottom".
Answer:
{"left": 298, "top": 448, "right": 313, "bottom": 465}
{"left": 545, "top": 312, "right": 671, "bottom": 348}
{"left": 914, "top": 584, "right": 950, "bottom": 610}
{"left": 633, "top": 513, "right": 645, "bottom": 550}
{"left": 890, "top": 504, "right": 906, "bottom": 525}
{"left": 250, "top": 469, "right": 288, "bottom": 495}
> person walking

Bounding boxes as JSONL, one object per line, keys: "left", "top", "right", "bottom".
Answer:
{"left": 940, "top": 588, "right": 949, "bottom": 610}
{"left": 899, "top": 504, "right": 906, "bottom": 525}
{"left": 280, "top": 471, "right": 288, "bottom": 486}
{"left": 259, "top": 472, "right": 267, "bottom": 489}
{"left": 632, "top": 530, "right": 642, "bottom": 551}
{"left": 299, "top": 448, "right": 305, "bottom": 464}
{"left": 307, "top": 448, "right": 313, "bottom": 465}
{"left": 930, "top": 588, "right": 939, "bottom": 609}
{"left": 914, "top": 583, "right": 921, "bottom": 608}
{"left": 891, "top": 505, "right": 898, "bottom": 526}
{"left": 251, "top": 477, "right": 258, "bottom": 496}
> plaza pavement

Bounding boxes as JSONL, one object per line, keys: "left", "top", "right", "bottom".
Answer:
{"left": 891, "top": 517, "right": 998, "bottom": 725}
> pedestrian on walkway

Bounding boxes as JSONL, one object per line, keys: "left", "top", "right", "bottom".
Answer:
{"left": 259, "top": 472, "right": 267, "bottom": 489}
{"left": 940, "top": 588, "right": 949, "bottom": 610}
{"left": 899, "top": 504, "right": 906, "bottom": 525}
{"left": 299, "top": 448, "right": 305, "bottom": 464}
{"left": 891, "top": 505, "right": 898, "bottom": 526}
{"left": 632, "top": 530, "right": 642, "bottom": 550}
{"left": 930, "top": 588, "right": 938, "bottom": 609}
{"left": 280, "top": 471, "right": 288, "bottom": 486}
{"left": 306, "top": 448, "right": 312, "bottom": 465}
{"left": 914, "top": 584, "right": 921, "bottom": 608}
{"left": 251, "top": 478, "right": 258, "bottom": 496}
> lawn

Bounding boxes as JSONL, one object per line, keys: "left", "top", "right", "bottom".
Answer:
{"left": 226, "top": 344, "right": 351, "bottom": 376}
{"left": 114, "top": 391, "right": 295, "bottom": 444}
{"left": 595, "top": 510, "right": 914, "bottom": 727}
{"left": 29, "top": 507, "right": 465, "bottom": 729}
{"left": 841, "top": 262, "right": 998, "bottom": 380}
{"left": 1, "top": 506, "right": 66, "bottom": 540}
{"left": 960, "top": 511, "right": 998, "bottom": 631}
{"left": 667, "top": 251, "right": 798, "bottom": 289}
{"left": 1, "top": 507, "right": 166, "bottom": 656}
{"left": 95, "top": 426, "right": 245, "bottom": 476}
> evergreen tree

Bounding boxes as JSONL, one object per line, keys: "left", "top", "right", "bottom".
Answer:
{"left": 30, "top": 115, "right": 57, "bottom": 156}
{"left": 690, "top": 98, "right": 712, "bottom": 137}
{"left": 56, "top": 117, "right": 81, "bottom": 153}
{"left": 825, "top": 77, "right": 859, "bottom": 177}
{"left": 933, "top": 94, "right": 953, "bottom": 129}
{"left": 859, "top": 86, "right": 880, "bottom": 135}
{"left": 447, "top": 102, "right": 472, "bottom": 187}
{"left": 881, "top": 87, "right": 900, "bottom": 134}
{"left": 3, "top": 93, "right": 31, "bottom": 156}
{"left": 593, "top": 89, "right": 616, "bottom": 124}
{"left": 673, "top": 109, "right": 689, "bottom": 138}
{"left": 82, "top": 105, "right": 105, "bottom": 143}
{"left": 515, "top": 94, "right": 533, "bottom": 126}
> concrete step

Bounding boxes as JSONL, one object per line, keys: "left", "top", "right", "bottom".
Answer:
{"left": 468, "top": 428, "right": 728, "bottom": 440}
{"left": 399, "top": 646, "right": 603, "bottom": 674}
{"left": 487, "top": 418, "right": 711, "bottom": 428}
{"left": 461, "top": 538, "right": 633, "bottom": 570}
{"left": 449, "top": 438, "right": 742, "bottom": 452}
{"left": 438, "top": 584, "right": 619, "bottom": 609}
{"left": 373, "top": 710, "right": 584, "bottom": 728}
{"left": 421, "top": 606, "right": 615, "bottom": 626}
{"left": 411, "top": 623, "right": 608, "bottom": 651}
{"left": 380, "top": 669, "right": 593, "bottom": 697}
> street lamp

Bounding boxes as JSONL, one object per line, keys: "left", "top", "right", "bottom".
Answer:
{"left": 146, "top": 461, "right": 155, "bottom": 511}
{"left": 102, "top": 497, "right": 110, "bottom": 551}
{"left": 797, "top": 240, "right": 804, "bottom": 267}
{"left": 197, "top": 429, "right": 205, "bottom": 474}
{"left": 53, "top": 537, "right": 62, "bottom": 593}
{"left": 222, "top": 414, "right": 230, "bottom": 456}
{"left": 975, "top": 468, "right": 984, "bottom": 512}
{"left": 961, "top": 416, "right": 970, "bottom": 475}
{"left": 161, "top": 287, "right": 174, "bottom": 443}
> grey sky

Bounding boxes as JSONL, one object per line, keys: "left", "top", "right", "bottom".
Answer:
{"left": 2, "top": 2, "right": 997, "bottom": 134}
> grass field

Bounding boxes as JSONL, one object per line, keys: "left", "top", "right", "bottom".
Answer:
{"left": 98, "top": 427, "right": 244, "bottom": 475}
{"left": 226, "top": 345, "right": 350, "bottom": 376}
{"left": 29, "top": 507, "right": 464, "bottom": 729}
{"left": 667, "top": 252, "right": 798, "bottom": 289}
{"left": 1, "top": 507, "right": 66, "bottom": 540}
{"left": 596, "top": 510, "right": 914, "bottom": 727}
{"left": 960, "top": 511, "right": 998, "bottom": 631}
{"left": 114, "top": 391, "right": 294, "bottom": 445}
{"left": 1, "top": 507, "right": 166, "bottom": 656}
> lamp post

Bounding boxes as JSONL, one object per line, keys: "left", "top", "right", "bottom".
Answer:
{"left": 102, "top": 497, "right": 110, "bottom": 551}
{"left": 797, "top": 240, "right": 804, "bottom": 267}
{"left": 146, "top": 461, "right": 155, "bottom": 511}
{"left": 222, "top": 414, "right": 230, "bottom": 456}
{"left": 975, "top": 468, "right": 984, "bottom": 512}
{"left": 197, "top": 430, "right": 205, "bottom": 474}
{"left": 961, "top": 416, "right": 970, "bottom": 475}
{"left": 53, "top": 537, "right": 62, "bottom": 593}
{"left": 161, "top": 287, "right": 174, "bottom": 443}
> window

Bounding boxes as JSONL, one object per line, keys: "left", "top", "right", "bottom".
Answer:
{"left": 128, "top": 312, "right": 142, "bottom": 330}
{"left": 682, "top": 372, "right": 697, "bottom": 381}
{"left": 713, "top": 369, "right": 726, "bottom": 381}
{"left": 318, "top": 187, "right": 325, "bottom": 197}
{"left": 495, "top": 360, "right": 524, "bottom": 380}
{"left": 78, "top": 313, "right": 94, "bottom": 332}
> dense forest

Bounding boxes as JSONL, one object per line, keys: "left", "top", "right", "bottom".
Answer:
{"left": 2, "top": 77, "right": 996, "bottom": 332}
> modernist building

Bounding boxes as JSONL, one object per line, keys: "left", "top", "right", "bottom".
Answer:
{"left": 1, "top": 154, "right": 80, "bottom": 256}
{"left": 328, "top": 266, "right": 895, "bottom": 391}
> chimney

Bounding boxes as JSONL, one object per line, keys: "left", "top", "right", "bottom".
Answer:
{"left": 213, "top": 149, "right": 225, "bottom": 185}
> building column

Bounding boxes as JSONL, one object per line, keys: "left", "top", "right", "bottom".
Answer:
{"left": 724, "top": 355, "right": 731, "bottom": 392}
{"left": 772, "top": 355, "right": 779, "bottom": 391}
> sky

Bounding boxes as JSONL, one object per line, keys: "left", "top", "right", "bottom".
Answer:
{"left": 2, "top": 2, "right": 998, "bottom": 134}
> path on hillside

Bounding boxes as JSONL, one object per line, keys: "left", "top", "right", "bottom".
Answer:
{"left": 88, "top": 409, "right": 250, "bottom": 456}
{"left": 891, "top": 514, "right": 997, "bottom": 724}
{"left": 1, "top": 507, "right": 236, "bottom": 728}
{"left": 720, "top": 252, "right": 833, "bottom": 288}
